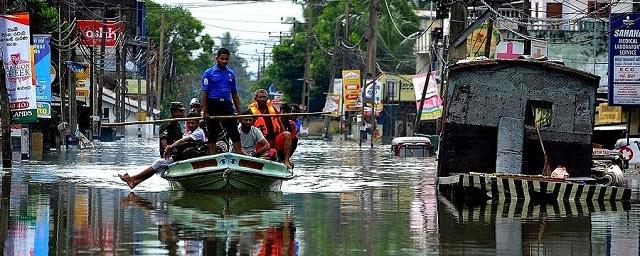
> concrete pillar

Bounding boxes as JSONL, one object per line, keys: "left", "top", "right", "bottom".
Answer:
{"left": 496, "top": 117, "right": 524, "bottom": 174}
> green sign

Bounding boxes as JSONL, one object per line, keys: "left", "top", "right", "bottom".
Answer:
{"left": 12, "top": 109, "right": 37, "bottom": 123}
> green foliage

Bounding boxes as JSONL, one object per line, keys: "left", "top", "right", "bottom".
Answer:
{"left": 258, "top": 0, "right": 420, "bottom": 112}
{"left": 218, "top": 32, "right": 253, "bottom": 104}
{"left": 7, "top": 0, "right": 59, "bottom": 34}
{"left": 146, "top": 2, "right": 253, "bottom": 114}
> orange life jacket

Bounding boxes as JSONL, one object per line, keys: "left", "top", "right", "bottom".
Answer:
{"left": 249, "top": 100, "right": 283, "bottom": 138}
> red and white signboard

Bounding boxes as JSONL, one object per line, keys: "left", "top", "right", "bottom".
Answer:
{"left": 77, "top": 20, "right": 124, "bottom": 47}
{"left": 496, "top": 41, "right": 524, "bottom": 60}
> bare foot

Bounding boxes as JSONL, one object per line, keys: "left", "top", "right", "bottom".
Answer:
{"left": 118, "top": 173, "right": 137, "bottom": 189}
{"left": 284, "top": 161, "right": 294, "bottom": 169}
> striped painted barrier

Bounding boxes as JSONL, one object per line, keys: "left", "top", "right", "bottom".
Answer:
{"left": 438, "top": 173, "right": 631, "bottom": 202}
{"left": 439, "top": 195, "right": 630, "bottom": 224}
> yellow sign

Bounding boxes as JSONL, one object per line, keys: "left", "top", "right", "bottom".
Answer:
{"left": 342, "top": 70, "right": 361, "bottom": 112}
{"left": 378, "top": 74, "right": 415, "bottom": 102}
{"left": 466, "top": 21, "right": 501, "bottom": 59}
{"left": 597, "top": 103, "right": 622, "bottom": 124}
{"left": 137, "top": 111, "right": 147, "bottom": 121}
{"left": 76, "top": 66, "right": 90, "bottom": 98}
{"left": 76, "top": 87, "right": 90, "bottom": 97}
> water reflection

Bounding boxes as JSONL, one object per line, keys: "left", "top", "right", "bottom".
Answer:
{"left": 122, "top": 192, "right": 297, "bottom": 255}
{"left": 3, "top": 139, "right": 640, "bottom": 255}
{"left": 438, "top": 197, "right": 637, "bottom": 255}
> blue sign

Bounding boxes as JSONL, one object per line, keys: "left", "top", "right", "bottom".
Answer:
{"left": 609, "top": 13, "right": 640, "bottom": 105}
{"left": 33, "top": 34, "right": 52, "bottom": 102}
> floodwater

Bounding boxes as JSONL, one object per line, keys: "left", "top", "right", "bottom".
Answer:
{"left": 1, "top": 138, "right": 640, "bottom": 255}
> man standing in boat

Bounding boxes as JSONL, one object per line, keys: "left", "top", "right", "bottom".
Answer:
{"left": 159, "top": 102, "right": 185, "bottom": 157}
{"left": 200, "top": 47, "right": 244, "bottom": 155}
{"left": 248, "top": 89, "right": 294, "bottom": 168}
{"left": 119, "top": 113, "right": 207, "bottom": 189}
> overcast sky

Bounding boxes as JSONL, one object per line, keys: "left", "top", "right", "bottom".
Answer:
{"left": 153, "top": 0, "right": 304, "bottom": 78}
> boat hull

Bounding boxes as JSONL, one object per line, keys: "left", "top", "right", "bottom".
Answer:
{"left": 162, "top": 153, "right": 293, "bottom": 192}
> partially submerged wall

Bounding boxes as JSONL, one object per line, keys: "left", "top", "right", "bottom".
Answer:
{"left": 438, "top": 60, "right": 599, "bottom": 177}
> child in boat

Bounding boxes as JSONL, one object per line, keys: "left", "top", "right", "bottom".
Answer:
{"left": 119, "top": 113, "right": 207, "bottom": 189}
{"left": 238, "top": 109, "right": 276, "bottom": 158}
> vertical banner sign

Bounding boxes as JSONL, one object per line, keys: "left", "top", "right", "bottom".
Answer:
{"left": 34, "top": 34, "right": 51, "bottom": 119}
{"left": 0, "top": 12, "right": 37, "bottom": 123}
{"left": 342, "top": 70, "right": 361, "bottom": 112}
{"left": 609, "top": 13, "right": 640, "bottom": 105}
{"left": 33, "top": 34, "right": 51, "bottom": 102}
{"left": 412, "top": 72, "right": 443, "bottom": 120}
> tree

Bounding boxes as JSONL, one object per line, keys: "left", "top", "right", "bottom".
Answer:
{"left": 217, "top": 32, "right": 253, "bottom": 104}
{"left": 257, "top": 0, "right": 420, "bottom": 112}
{"left": 146, "top": 1, "right": 218, "bottom": 114}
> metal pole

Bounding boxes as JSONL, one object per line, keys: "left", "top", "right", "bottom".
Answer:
{"left": 68, "top": 0, "right": 77, "bottom": 143}
{"left": 302, "top": 0, "right": 314, "bottom": 111}
{"left": 361, "top": 0, "right": 378, "bottom": 148}
{"left": 97, "top": 3, "right": 107, "bottom": 140}
{"left": 58, "top": 4, "right": 67, "bottom": 149}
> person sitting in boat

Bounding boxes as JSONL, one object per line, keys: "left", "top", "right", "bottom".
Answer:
{"left": 238, "top": 109, "right": 275, "bottom": 158}
{"left": 279, "top": 103, "right": 300, "bottom": 156}
{"left": 119, "top": 113, "right": 207, "bottom": 189}
{"left": 159, "top": 102, "right": 185, "bottom": 157}
{"left": 248, "top": 89, "right": 294, "bottom": 169}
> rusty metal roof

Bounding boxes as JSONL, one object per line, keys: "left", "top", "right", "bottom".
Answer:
{"left": 449, "top": 59, "right": 600, "bottom": 84}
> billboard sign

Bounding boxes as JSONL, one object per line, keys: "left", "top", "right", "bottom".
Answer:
{"left": 1, "top": 12, "right": 37, "bottom": 123}
{"left": 33, "top": 34, "right": 52, "bottom": 102}
{"left": 77, "top": 20, "right": 124, "bottom": 47}
{"left": 609, "top": 13, "right": 640, "bottom": 105}
{"left": 342, "top": 70, "right": 361, "bottom": 112}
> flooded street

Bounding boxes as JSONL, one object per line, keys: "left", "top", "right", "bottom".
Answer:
{"left": 1, "top": 138, "right": 640, "bottom": 255}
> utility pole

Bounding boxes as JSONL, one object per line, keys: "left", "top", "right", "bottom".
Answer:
{"left": 262, "top": 50, "right": 266, "bottom": 77}
{"left": 484, "top": 18, "right": 494, "bottom": 58}
{"left": 68, "top": 1, "right": 77, "bottom": 144}
{"left": 89, "top": 45, "right": 95, "bottom": 140}
{"left": 57, "top": 3, "right": 67, "bottom": 148}
{"left": 118, "top": 7, "right": 127, "bottom": 137}
{"left": 157, "top": 14, "right": 165, "bottom": 105}
{"left": 115, "top": 35, "right": 121, "bottom": 127}
{"left": 97, "top": 4, "right": 107, "bottom": 140}
{"left": 302, "top": 0, "right": 314, "bottom": 112}
{"left": 257, "top": 55, "right": 261, "bottom": 80}
{"left": 361, "top": 0, "right": 378, "bottom": 148}
{"left": 0, "top": 59, "right": 11, "bottom": 167}
{"left": 323, "top": 20, "right": 342, "bottom": 140}
{"left": 519, "top": 0, "right": 531, "bottom": 54}
{"left": 146, "top": 40, "right": 152, "bottom": 117}
{"left": 447, "top": 1, "right": 467, "bottom": 63}
{"left": 120, "top": 15, "right": 127, "bottom": 138}
{"left": 341, "top": 0, "right": 350, "bottom": 141}
{"left": 136, "top": 38, "right": 143, "bottom": 138}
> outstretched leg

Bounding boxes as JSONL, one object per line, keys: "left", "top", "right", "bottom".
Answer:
{"left": 119, "top": 158, "right": 171, "bottom": 189}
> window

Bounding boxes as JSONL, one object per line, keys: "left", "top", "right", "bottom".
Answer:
{"left": 525, "top": 100, "right": 552, "bottom": 127}
{"left": 587, "top": 1, "right": 610, "bottom": 18}
{"left": 546, "top": 3, "right": 562, "bottom": 18}
{"left": 102, "top": 108, "right": 110, "bottom": 119}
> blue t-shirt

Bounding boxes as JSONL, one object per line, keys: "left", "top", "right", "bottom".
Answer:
{"left": 201, "top": 64, "right": 237, "bottom": 99}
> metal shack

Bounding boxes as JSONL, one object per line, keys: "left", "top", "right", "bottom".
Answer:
{"left": 437, "top": 59, "right": 599, "bottom": 178}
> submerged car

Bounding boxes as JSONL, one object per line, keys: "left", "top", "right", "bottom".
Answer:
{"left": 391, "top": 136, "right": 433, "bottom": 157}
